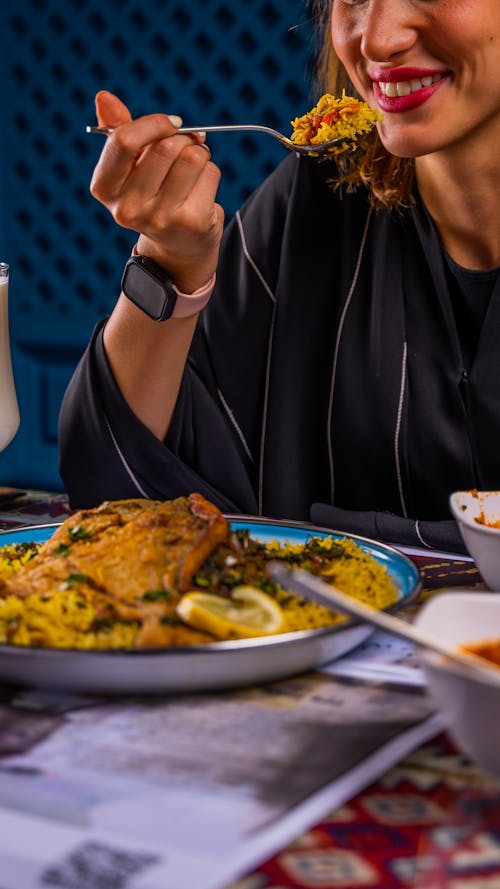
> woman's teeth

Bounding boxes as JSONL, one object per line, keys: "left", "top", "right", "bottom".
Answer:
{"left": 378, "top": 73, "right": 444, "bottom": 97}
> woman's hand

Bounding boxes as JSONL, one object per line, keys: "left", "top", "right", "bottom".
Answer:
{"left": 90, "top": 91, "right": 224, "bottom": 293}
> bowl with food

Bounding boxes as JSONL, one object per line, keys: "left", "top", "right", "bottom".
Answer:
{"left": 415, "top": 590, "right": 500, "bottom": 776}
{"left": 0, "top": 493, "right": 421, "bottom": 693}
{"left": 450, "top": 489, "right": 500, "bottom": 589}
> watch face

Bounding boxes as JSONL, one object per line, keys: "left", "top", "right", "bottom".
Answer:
{"left": 122, "top": 260, "right": 176, "bottom": 321}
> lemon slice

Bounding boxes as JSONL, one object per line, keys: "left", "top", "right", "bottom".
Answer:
{"left": 176, "top": 586, "right": 284, "bottom": 640}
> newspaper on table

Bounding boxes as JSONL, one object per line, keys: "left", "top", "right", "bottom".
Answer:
{"left": 0, "top": 527, "right": 454, "bottom": 889}
{"left": 0, "top": 621, "right": 442, "bottom": 889}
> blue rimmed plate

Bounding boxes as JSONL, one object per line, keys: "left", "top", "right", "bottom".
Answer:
{"left": 0, "top": 517, "right": 421, "bottom": 694}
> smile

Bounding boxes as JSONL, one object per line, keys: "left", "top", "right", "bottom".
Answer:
{"left": 372, "top": 70, "right": 449, "bottom": 113}
{"left": 378, "top": 72, "right": 445, "bottom": 97}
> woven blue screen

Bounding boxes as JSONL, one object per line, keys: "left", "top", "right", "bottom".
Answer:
{"left": 0, "top": 0, "right": 314, "bottom": 490}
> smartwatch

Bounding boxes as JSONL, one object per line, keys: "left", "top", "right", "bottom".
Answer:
{"left": 121, "top": 254, "right": 178, "bottom": 321}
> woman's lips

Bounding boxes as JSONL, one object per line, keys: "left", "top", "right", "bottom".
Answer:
{"left": 372, "top": 72, "right": 449, "bottom": 113}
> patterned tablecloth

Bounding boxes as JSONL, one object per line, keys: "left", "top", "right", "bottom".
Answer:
{"left": 232, "top": 731, "right": 500, "bottom": 889}
{"left": 235, "top": 553, "right": 500, "bottom": 889}
{"left": 1, "top": 490, "right": 499, "bottom": 889}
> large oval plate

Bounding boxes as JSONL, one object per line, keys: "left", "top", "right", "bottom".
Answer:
{"left": 0, "top": 517, "right": 421, "bottom": 694}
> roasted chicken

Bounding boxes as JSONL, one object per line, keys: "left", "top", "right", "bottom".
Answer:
{"left": 1, "top": 494, "right": 228, "bottom": 647}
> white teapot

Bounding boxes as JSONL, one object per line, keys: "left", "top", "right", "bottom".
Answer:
{"left": 0, "top": 263, "right": 20, "bottom": 451}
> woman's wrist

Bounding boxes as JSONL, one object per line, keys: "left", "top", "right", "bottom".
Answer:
{"left": 170, "top": 272, "right": 216, "bottom": 316}
{"left": 129, "top": 244, "right": 215, "bottom": 317}
{"left": 135, "top": 236, "right": 218, "bottom": 295}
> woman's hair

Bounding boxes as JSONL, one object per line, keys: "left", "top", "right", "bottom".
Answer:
{"left": 311, "top": 0, "right": 416, "bottom": 208}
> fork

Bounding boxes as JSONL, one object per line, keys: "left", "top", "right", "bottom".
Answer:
{"left": 267, "top": 561, "right": 500, "bottom": 683}
{"left": 86, "top": 123, "right": 356, "bottom": 157}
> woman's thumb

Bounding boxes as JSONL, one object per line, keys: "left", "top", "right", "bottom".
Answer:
{"left": 95, "top": 91, "right": 132, "bottom": 128}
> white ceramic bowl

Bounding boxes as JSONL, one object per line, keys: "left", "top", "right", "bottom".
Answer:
{"left": 450, "top": 490, "right": 500, "bottom": 589}
{"left": 415, "top": 591, "right": 500, "bottom": 776}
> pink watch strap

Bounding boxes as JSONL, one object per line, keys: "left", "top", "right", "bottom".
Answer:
{"left": 171, "top": 274, "right": 216, "bottom": 318}
{"left": 131, "top": 244, "right": 215, "bottom": 318}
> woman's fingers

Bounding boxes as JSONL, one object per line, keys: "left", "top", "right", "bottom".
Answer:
{"left": 154, "top": 147, "right": 223, "bottom": 232}
{"left": 88, "top": 93, "right": 224, "bottom": 285}
{"left": 95, "top": 90, "right": 132, "bottom": 129}
{"left": 174, "top": 163, "right": 225, "bottom": 239}
{"left": 118, "top": 139, "right": 212, "bottom": 227}
{"left": 91, "top": 90, "right": 208, "bottom": 214}
{"left": 90, "top": 113, "right": 184, "bottom": 203}
{"left": 124, "top": 134, "right": 207, "bottom": 202}
{"left": 141, "top": 149, "right": 223, "bottom": 240}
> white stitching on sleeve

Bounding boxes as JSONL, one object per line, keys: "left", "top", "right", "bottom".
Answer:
{"left": 258, "top": 301, "right": 278, "bottom": 515}
{"left": 103, "top": 412, "right": 151, "bottom": 499}
{"left": 395, "top": 340, "right": 408, "bottom": 518}
{"left": 231, "top": 209, "right": 278, "bottom": 513}
{"left": 415, "top": 519, "right": 432, "bottom": 548}
{"left": 236, "top": 211, "right": 276, "bottom": 303}
{"left": 327, "top": 208, "right": 372, "bottom": 503}
{"left": 217, "top": 387, "right": 255, "bottom": 465}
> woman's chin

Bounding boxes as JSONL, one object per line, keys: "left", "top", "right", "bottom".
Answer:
{"left": 376, "top": 122, "right": 441, "bottom": 159}
{"left": 377, "top": 134, "right": 432, "bottom": 159}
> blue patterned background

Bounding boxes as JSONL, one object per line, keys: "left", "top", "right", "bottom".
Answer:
{"left": 0, "top": 0, "right": 314, "bottom": 491}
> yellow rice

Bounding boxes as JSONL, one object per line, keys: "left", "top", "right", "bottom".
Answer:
{"left": 0, "top": 535, "right": 398, "bottom": 648}
{"left": 291, "top": 91, "right": 382, "bottom": 155}
{"left": 268, "top": 537, "right": 398, "bottom": 631}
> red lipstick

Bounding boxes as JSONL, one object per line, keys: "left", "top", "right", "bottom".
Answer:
{"left": 372, "top": 71, "right": 449, "bottom": 114}
{"left": 370, "top": 66, "right": 447, "bottom": 83}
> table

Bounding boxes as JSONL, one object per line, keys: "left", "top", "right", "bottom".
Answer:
{"left": 233, "top": 733, "right": 500, "bottom": 889}
{"left": 0, "top": 489, "right": 499, "bottom": 889}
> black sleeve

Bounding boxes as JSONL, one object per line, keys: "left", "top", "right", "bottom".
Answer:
{"left": 310, "top": 503, "right": 467, "bottom": 555}
{"left": 58, "top": 156, "right": 298, "bottom": 510}
{"left": 58, "top": 322, "right": 252, "bottom": 510}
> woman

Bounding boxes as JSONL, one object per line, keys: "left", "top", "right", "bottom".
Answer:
{"left": 59, "top": 0, "right": 500, "bottom": 553}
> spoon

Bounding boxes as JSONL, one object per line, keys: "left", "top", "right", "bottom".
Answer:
{"left": 86, "top": 123, "right": 358, "bottom": 158}
{"left": 267, "top": 561, "right": 500, "bottom": 685}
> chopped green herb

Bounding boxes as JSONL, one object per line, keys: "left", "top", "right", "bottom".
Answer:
{"left": 62, "top": 573, "right": 91, "bottom": 589}
{"left": 306, "top": 537, "right": 344, "bottom": 557}
{"left": 259, "top": 579, "right": 278, "bottom": 595}
{"left": 92, "top": 618, "right": 115, "bottom": 631}
{"left": 54, "top": 543, "right": 71, "bottom": 557}
{"left": 222, "top": 569, "right": 243, "bottom": 585}
{"left": 141, "top": 589, "right": 172, "bottom": 602}
{"left": 68, "top": 525, "right": 93, "bottom": 541}
{"left": 193, "top": 574, "right": 210, "bottom": 587}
